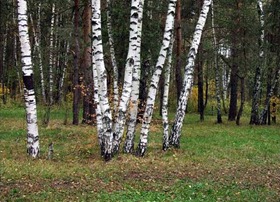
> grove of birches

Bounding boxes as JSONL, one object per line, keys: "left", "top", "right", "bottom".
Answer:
{"left": 0, "top": 0, "right": 279, "bottom": 161}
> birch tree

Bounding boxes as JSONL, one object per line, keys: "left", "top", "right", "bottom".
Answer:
{"left": 162, "top": 36, "right": 174, "bottom": 151}
{"left": 112, "top": 0, "right": 141, "bottom": 154}
{"left": 124, "top": 0, "right": 145, "bottom": 154}
{"left": 17, "top": 0, "right": 39, "bottom": 157}
{"left": 169, "top": 0, "right": 212, "bottom": 148}
{"left": 211, "top": 0, "right": 222, "bottom": 123}
{"left": 92, "top": 0, "right": 114, "bottom": 160}
{"left": 106, "top": 0, "right": 119, "bottom": 115}
{"left": 136, "top": 0, "right": 177, "bottom": 157}
{"left": 30, "top": 5, "right": 46, "bottom": 104}
{"left": 250, "top": 0, "right": 264, "bottom": 125}
{"left": 49, "top": 4, "right": 55, "bottom": 105}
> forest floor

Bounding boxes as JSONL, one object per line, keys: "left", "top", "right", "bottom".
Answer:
{"left": 0, "top": 105, "right": 280, "bottom": 201}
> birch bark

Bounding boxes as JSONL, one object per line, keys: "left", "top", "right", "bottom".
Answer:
{"left": 169, "top": 0, "right": 212, "bottom": 147}
{"left": 112, "top": 0, "right": 140, "bottom": 154}
{"left": 162, "top": 36, "right": 174, "bottom": 151}
{"left": 136, "top": 0, "right": 177, "bottom": 156}
{"left": 106, "top": 0, "right": 119, "bottom": 115}
{"left": 124, "top": 0, "right": 145, "bottom": 153}
{"left": 17, "top": 0, "right": 40, "bottom": 157}
{"left": 211, "top": 0, "right": 222, "bottom": 123}
{"left": 250, "top": 0, "right": 264, "bottom": 125}
{"left": 30, "top": 5, "right": 46, "bottom": 104}
{"left": 49, "top": 4, "right": 55, "bottom": 105}
{"left": 92, "top": 0, "right": 113, "bottom": 160}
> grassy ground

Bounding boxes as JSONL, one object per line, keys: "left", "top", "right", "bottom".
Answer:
{"left": 0, "top": 105, "right": 279, "bottom": 201}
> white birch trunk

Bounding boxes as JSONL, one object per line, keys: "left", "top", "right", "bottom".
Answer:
{"left": 112, "top": 0, "right": 140, "bottom": 153}
{"left": 49, "top": 4, "right": 55, "bottom": 105}
{"left": 211, "top": 0, "right": 222, "bottom": 123}
{"left": 250, "top": 0, "right": 264, "bottom": 124}
{"left": 92, "top": 0, "right": 113, "bottom": 161}
{"left": 106, "top": 0, "right": 119, "bottom": 115}
{"left": 92, "top": 55, "right": 104, "bottom": 149}
{"left": 162, "top": 36, "right": 174, "bottom": 151}
{"left": 124, "top": 0, "right": 145, "bottom": 153}
{"left": 59, "top": 42, "right": 69, "bottom": 102}
{"left": 17, "top": 0, "right": 40, "bottom": 157}
{"left": 169, "top": 0, "right": 212, "bottom": 147}
{"left": 30, "top": 9, "right": 46, "bottom": 104}
{"left": 136, "top": 0, "right": 177, "bottom": 156}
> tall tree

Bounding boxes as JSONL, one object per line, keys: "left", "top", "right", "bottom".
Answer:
{"left": 112, "top": 0, "right": 141, "bottom": 154}
{"left": 162, "top": 35, "right": 174, "bottom": 151}
{"left": 17, "top": 0, "right": 39, "bottom": 157}
{"left": 30, "top": 4, "right": 46, "bottom": 104}
{"left": 73, "top": 0, "right": 81, "bottom": 125}
{"left": 175, "top": 0, "right": 183, "bottom": 103}
{"left": 169, "top": 0, "right": 212, "bottom": 148}
{"left": 211, "top": 0, "right": 222, "bottom": 123}
{"left": 49, "top": 4, "right": 55, "bottom": 105}
{"left": 92, "top": 0, "right": 114, "bottom": 160}
{"left": 250, "top": 0, "right": 264, "bottom": 125}
{"left": 106, "top": 0, "right": 119, "bottom": 116}
{"left": 124, "top": 0, "right": 145, "bottom": 153}
{"left": 136, "top": 0, "right": 177, "bottom": 156}
{"left": 81, "top": 1, "right": 94, "bottom": 124}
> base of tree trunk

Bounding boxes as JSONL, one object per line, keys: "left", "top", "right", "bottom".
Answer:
{"left": 135, "top": 143, "right": 146, "bottom": 157}
{"left": 104, "top": 152, "right": 112, "bottom": 161}
{"left": 123, "top": 142, "right": 134, "bottom": 154}
{"left": 217, "top": 114, "right": 222, "bottom": 123}
{"left": 169, "top": 136, "right": 180, "bottom": 148}
{"left": 162, "top": 142, "right": 169, "bottom": 151}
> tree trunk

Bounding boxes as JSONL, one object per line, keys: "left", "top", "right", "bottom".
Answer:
{"left": 197, "top": 46, "right": 204, "bottom": 122}
{"left": 0, "top": 1, "right": 3, "bottom": 96}
{"left": 30, "top": 7, "right": 46, "bottom": 104}
{"left": 175, "top": 0, "right": 183, "bottom": 103}
{"left": 211, "top": 0, "right": 222, "bottom": 123}
{"left": 92, "top": 0, "right": 113, "bottom": 161}
{"left": 162, "top": 37, "right": 174, "bottom": 151}
{"left": 228, "top": 47, "right": 238, "bottom": 121}
{"left": 58, "top": 43, "right": 69, "bottom": 103}
{"left": 49, "top": 4, "right": 55, "bottom": 105}
{"left": 106, "top": 0, "right": 119, "bottom": 116}
{"left": 17, "top": 0, "right": 40, "bottom": 157}
{"left": 73, "top": 0, "right": 81, "bottom": 125}
{"left": 259, "top": 67, "right": 280, "bottom": 124}
{"left": 250, "top": 0, "right": 264, "bottom": 125}
{"left": 169, "top": 0, "right": 211, "bottom": 148}
{"left": 112, "top": 0, "right": 141, "bottom": 154}
{"left": 236, "top": 77, "right": 245, "bottom": 125}
{"left": 124, "top": 0, "right": 145, "bottom": 153}
{"left": 82, "top": 2, "right": 93, "bottom": 124}
{"left": 136, "top": 0, "right": 177, "bottom": 157}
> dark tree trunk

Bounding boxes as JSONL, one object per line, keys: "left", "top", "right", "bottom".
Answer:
{"left": 236, "top": 77, "right": 245, "bottom": 125}
{"left": 159, "top": 73, "right": 164, "bottom": 116}
{"left": 228, "top": 57, "right": 238, "bottom": 121}
{"left": 81, "top": 2, "right": 94, "bottom": 124}
{"left": 228, "top": 23, "right": 239, "bottom": 121}
{"left": 72, "top": 0, "right": 81, "bottom": 125}
{"left": 175, "top": 0, "right": 183, "bottom": 103}
{"left": 197, "top": 46, "right": 204, "bottom": 121}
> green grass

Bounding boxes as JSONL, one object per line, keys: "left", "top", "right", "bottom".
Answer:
{"left": 0, "top": 105, "right": 280, "bottom": 201}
